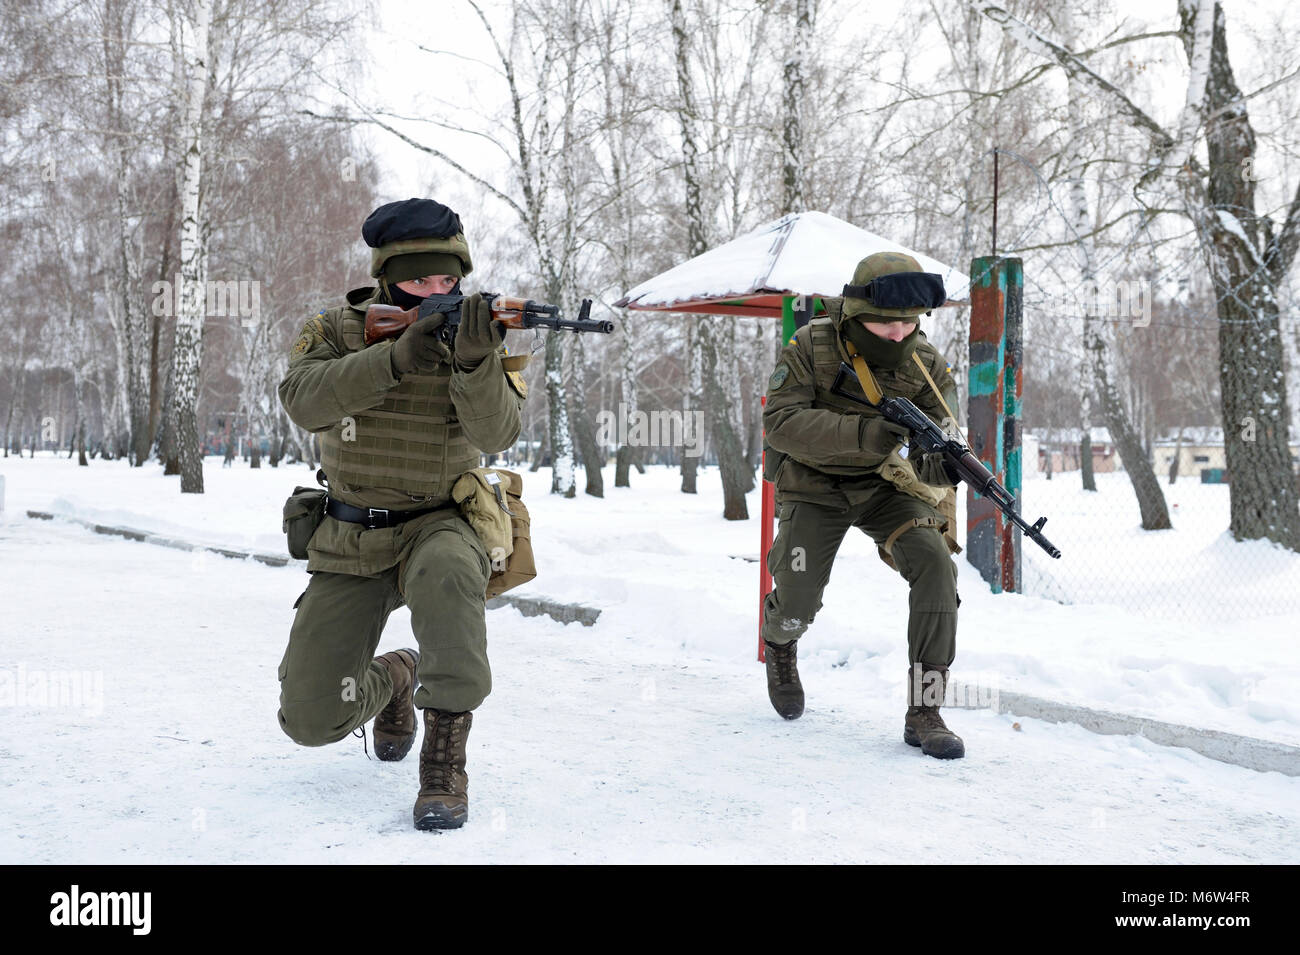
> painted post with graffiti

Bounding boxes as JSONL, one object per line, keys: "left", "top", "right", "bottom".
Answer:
{"left": 967, "top": 256, "right": 1024, "bottom": 592}
{"left": 1000, "top": 259, "right": 1024, "bottom": 593}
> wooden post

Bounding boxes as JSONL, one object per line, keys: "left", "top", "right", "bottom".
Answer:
{"left": 967, "top": 257, "right": 1024, "bottom": 592}
{"left": 967, "top": 257, "right": 1007, "bottom": 592}
{"left": 1001, "top": 258, "right": 1024, "bottom": 592}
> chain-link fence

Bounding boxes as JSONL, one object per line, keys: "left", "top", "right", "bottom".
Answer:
{"left": 984, "top": 431, "right": 1300, "bottom": 623}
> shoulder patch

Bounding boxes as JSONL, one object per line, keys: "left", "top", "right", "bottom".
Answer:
{"left": 768, "top": 363, "right": 791, "bottom": 391}
{"left": 506, "top": 369, "right": 528, "bottom": 399}
{"left": 291, "top": 316, "right": 326, "bottom": 359}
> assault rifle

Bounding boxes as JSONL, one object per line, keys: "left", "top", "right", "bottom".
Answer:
{"left": 830, "top": 361, "right": 1061, "bottom": 558}
{"left": 364, "top": 293, "right": 614, "bottom": 346}
{"left": 877, "top": 392, "right": 1062, "bottom": 559}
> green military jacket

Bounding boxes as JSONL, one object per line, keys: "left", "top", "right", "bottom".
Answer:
{"left": 762, "top": 297, "right": 958, "bottom": 509}
{"left": 278, "top": 286, "right": 525, "bottom": 576}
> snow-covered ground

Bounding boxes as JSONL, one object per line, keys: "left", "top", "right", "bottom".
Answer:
{"left": 1, "top": 454, "right": 1297, "bottom": 862}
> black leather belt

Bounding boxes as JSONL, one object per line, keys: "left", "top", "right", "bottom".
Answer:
{"left": 325, "top": 497, "right": 445, "bottom": 530}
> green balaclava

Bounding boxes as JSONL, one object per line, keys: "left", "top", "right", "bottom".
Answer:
{"left": 384, "top": 252, "right": 464, "bottom": 285}
{"left": 843, "top": 320, "right": 920, "bottom": 370}
{"left": 839, "top": 250, "right": 939, "bottom": 369}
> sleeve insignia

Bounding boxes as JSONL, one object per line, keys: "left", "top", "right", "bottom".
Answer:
{"left": 291, "top": 317, "right": 326, "bottom": 359}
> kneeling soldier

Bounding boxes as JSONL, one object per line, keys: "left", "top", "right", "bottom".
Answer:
{"left": 276, "top": 198, "right": 526, "bottom": 826}
{"left": 760, "top": 251, "right": 965, "bottom": 758}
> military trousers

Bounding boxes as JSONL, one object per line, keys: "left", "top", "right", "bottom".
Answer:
{"left": 277, "top": 515, "right": 492, "bottom": 747}
{"left": 760, "top": 484, "right": 959, "bottom": 666}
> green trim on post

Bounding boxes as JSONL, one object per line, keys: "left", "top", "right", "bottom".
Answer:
{"left": 782, "top": 296, "right": 796, "bottom": 345}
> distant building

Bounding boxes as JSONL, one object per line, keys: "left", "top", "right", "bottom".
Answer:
{"left": 1030, "top": 428, "right": 1120, "bottom": 474}
{"left": 1151, "top": 427, "right": 1300, "bottom": 482}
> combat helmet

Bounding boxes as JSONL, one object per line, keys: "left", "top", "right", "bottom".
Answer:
{"left": 362, "top": 198, "right": 474, "bottom": 290}
{"left": 841, "top": 251, "right": 946, "bottom": 321}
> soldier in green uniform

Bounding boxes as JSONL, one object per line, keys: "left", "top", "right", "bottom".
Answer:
{"left": 760, "top": 251, "right": 966, "bottom": 759}
{"left": 276, "top": 198, "right": 527, "bottom": 827}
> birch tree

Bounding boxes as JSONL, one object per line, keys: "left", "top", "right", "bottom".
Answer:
{"left": 979, "top": 0, "right": 1299, "bottom": 547}
{"left": 170, "top": 0, "right": 213, "bottom": 493}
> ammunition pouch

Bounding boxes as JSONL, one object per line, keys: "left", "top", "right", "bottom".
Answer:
{"left": 451, "top": 467, "right": 536, "bottom": 599}
{"left": 877, "top": 446, "right": 948, "bottom": 508}
{"left": 282, "top": 486, "right": 328, "bottom": 561}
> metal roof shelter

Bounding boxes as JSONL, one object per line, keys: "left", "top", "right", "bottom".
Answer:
{"left": 614, "top": 210, "right": 967, "bottom": 318}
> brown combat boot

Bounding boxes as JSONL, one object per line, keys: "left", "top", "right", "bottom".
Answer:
{"left": 413, "top": 708, "right": 472, "bottom": 831}
{"left": 372, "top": 648, "right": 419, "bottom": 761}
{"left": 903, "top": 664, "right": 965, "bottom": 759}
{"left": 764, "top": 640, "right": 805, "bottom": 720}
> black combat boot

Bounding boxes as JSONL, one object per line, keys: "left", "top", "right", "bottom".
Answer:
{"left": 764, "top": 640, "right": 805, "bottom": 720}
{"left": 413, "top": 708, "right": 472, "bottom": 830}
{"left": 904, "top": 663, "right": 965, "bottom": 759}
{"left": 372, "top": 648, "right": 419, "bottom": 761}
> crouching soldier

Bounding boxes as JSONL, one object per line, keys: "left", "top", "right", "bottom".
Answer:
{"left": 276, "top": 198, "right": 526, "bottom": 826}
{"left": 760, "top": 251, "right": 966, "bottom": 759}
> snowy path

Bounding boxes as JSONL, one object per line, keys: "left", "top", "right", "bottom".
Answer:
{"left": 2, "top": 517, "right": 1296, "bottom": 864}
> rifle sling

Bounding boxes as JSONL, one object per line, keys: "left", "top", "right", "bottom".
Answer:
{"left": 843, "top": 339, "right": 966, "bottom": 443}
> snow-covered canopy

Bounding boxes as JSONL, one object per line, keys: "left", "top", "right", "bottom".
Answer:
{"left": 616, "top": 211, "right": 969, "bottom": 316}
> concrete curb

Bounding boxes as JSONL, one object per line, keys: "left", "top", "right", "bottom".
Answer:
{"left": 486, "top": 594, "right": 601, "bottom": 627}
{"left": 949, "top": 681, "right": 1300, "bottom": 777}
{"left": 27, "top": 510, "right": 291, "bottom": 566}
{"left": 26, "top": 509, "right": 602, "bottom": 627}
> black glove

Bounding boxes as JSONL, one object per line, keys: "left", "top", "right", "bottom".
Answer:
{"left": 859, "top": 415, "right": 909, "bottom": 457}
{"left": 454, "top": 292, "right": 504, "bottom": 370}
{"left": 390, "top": 316, "right": 451, "bottom": 377}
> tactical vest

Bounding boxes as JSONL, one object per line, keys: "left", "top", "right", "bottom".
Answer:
{"left": 318, "top": 308, "right": 478, "bottom": 502}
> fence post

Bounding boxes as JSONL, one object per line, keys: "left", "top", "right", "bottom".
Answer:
{"left": 1001, "top": 258, "right": 1024, "bottom": 592}
{"left": 759, "top": 295, "right": 816, "bottom": 660}
{"left": 968, "top": 257, "right": 1007, "bottom": 591}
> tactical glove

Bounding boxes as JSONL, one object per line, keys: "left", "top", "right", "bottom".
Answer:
{"left": 454, "top": 292, "right": 504, "bottom": 370}
{"left": 859, "top": 415, "right": 909, "bottom": 457}
{"left": 916, "top": 451, "right": 961, "bottom": 487}
{"left": 390, "top": 316, "right": 452, "bottom": 377}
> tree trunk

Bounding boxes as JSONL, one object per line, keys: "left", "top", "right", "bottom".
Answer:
{"left": 544, "top": 331, "right": 575, "bottom": 497}
{"left": 700, "top": 317, "right": 751, "bottom": 520}
{"left": 1080, "top": 431, "right": 1095, "bottom": 490}
{"left": 669, "top": 0, "right": 705, "bottom": 496}
{"left": 1064, "top": 2, "right": 1166, "bottom": 524}
{"left": 170, "top": 0, "right": 212, "bottom": 494}
{"left": 1186, "top": 1, "right": 1300, "bottom": 548}
{"left": 614, "top": 318, "right": 638, "bottom": 488}
{"left": 781, "top": 0, "right": 813, "bottom": 215}
{"left": 530, "top": 427, "right": 547, "bottom": 474}
{"left": 566, "top": 331, "right": 603, "bottom": 497}
{"left": 680, "top": 317, "right": 701, "bottom": 494}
